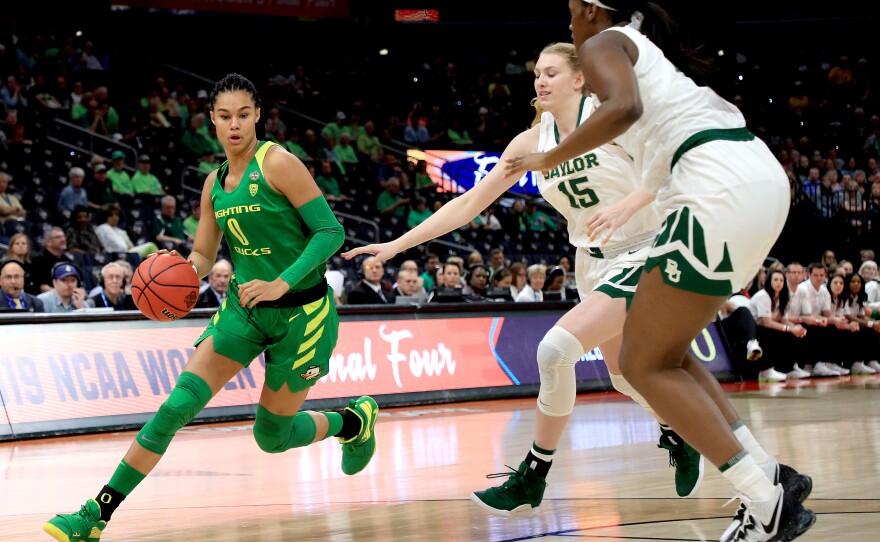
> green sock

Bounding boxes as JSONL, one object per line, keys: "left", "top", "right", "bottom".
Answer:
{"left": 325, "top": 411, "right": 343, "bottom": 437}
{"left": 107, "top": 459, "right": 146, "bottom": 495}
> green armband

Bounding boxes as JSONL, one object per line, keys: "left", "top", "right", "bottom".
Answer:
{"left": 279, "top": 196, "right": 344, "bottom": 288}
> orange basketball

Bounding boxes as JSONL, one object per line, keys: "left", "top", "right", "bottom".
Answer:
{"left": 131, "top": 254, "right": 201, "bottom": 321}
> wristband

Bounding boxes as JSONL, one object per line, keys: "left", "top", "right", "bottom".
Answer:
{"left": 784, "top": 324, "right": 789, "bottom": 333}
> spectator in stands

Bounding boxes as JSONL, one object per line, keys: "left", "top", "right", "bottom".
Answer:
{"left": 30, "top": 226, "right": 73, "bottom": 293}
{"left": 523, "top": 201, "right": 557, "bottom": 232}
{"left": 346, "top": 255, "right": 392, "bottom": 304}
{"left": 488, "top": 247, "right": 507, "bottom": 278}
{"left": 748, "top": 269, "right": 809, "bottom": 380}
{"left": 462, "top": 263, "right": 490, "bottom": 301}
{"left": 508, "top": 261, "right": 527, "bottom": 299}
{"left": 131, "top": 154, "right": 166, "bottom": 203}
{"left": 467, "top": 251, "right": 485, "bottom": 266}
{"left": 427, "top": 261, "right": 464, "bottom": 302}
{"left": 0, "top": 258, "right": 42, "bottom": 312}
{"left": 195, "top": 259, "right": 232, "bottom": 309}
{"left": 279, "top": 129, "right": 311, "bottom": 163}
{"left": 333, "top": 133, "right": 359, "bottom": 166}
{"left": 0, "top": 171, "right": 25, "bottom": 223}
{"left": 65, "top": 206, "right": 102, "bottom": 255}
{"left": 407, "top": 196, "right": 432, "bottom": 229}
{"left": 784, "top": 261, "right": 805, "bottom": 298}
{"left": 180, "top": 113, "right": 215, "bottom": 160}
{"left": 858, "top": 260, "right": 877, "bottom": 282}
{"left": 152, "top": 196, "right": 190, "bottom": 253}
{"left": 420, "top": 252, "right": 440, "bottom": 291}
{"left": 500, "top": 198, "right": 528, "bottom": 232}
{"left": 1, "top": 75, "right": 27, "bottom": 110}
{"left": 37, "top": 262, "right": 86, "bottom": 312}
{"left": 490, "top": 267, "right": 513, "bottom": 289}
{"left": 376, "top": 154, "right": 408, "bottom": 189}
{"left": 301, "top": 128, "right": 322, "bottom": 161}
{"left": 543, "top": 265, "right": 576, "bottom": 301}
{"left": 376, "top": 177, "right": 410, "bottom": 218}
{"left": 357, "top": 120, "right": 383, "bottom": 163}
{"left": 860, "top": 249, "right": 876, "bottom": 263}
{"left": 88, "top": 261, "right": 136, "bottom": 311}
{"left": 472, "top": 204, "right": 502, "bottom": 231}
{"left": 57, "top": 167, "right": 89, "bottom": 218}
{"left": 183, "top": 197, "right": 200, "bottom": 241}
{"left": 314, "top": 160, "right": 351, "bottom": 202}
{"left": 5, "top": 232, "right": 32, "bottom": 265}
{"left": 515, "top": 263, "right": 546, "bottom": 303}
{"left": 106, "top": 150, "right": 134, "bottom": 204}
{"left": 842, "top": 272, "right": 880, "bottom": 374}
{"left": 837, "top": 259, "right": 854, "bottom": 277}
{"left": 95, "top": 203, "right": 158, "bottom": 259}
{"left": 85, "top": 163, "right": 117, "bottom": 212}
{"left": 263, "top": 107, "right": 287, "bottom": 141}
{"left": 321, "top": 111, "right": 347, "bottom": 143}
{"left": 393, "top": 267, "right": 425, "bottom": 303}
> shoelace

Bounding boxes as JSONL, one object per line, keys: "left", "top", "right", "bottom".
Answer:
{"left": 485, "top": 464, "right": 521, "bottom": 481}
{"left": 76, "top": 503, "right": 98, "bottom": 521}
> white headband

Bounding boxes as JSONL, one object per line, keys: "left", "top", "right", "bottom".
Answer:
{"left": 583, "top": 0, "right": 618, "bottom": 10}
{"left": 583, "top": 1, "right": 643, "bottom": 31}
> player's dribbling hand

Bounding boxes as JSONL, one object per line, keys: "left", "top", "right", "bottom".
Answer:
{"left": 152, "top": 249, "right": 185, "bottom": 260}
{"left": 341, "top": 242, "right": 398, "bottom": 263}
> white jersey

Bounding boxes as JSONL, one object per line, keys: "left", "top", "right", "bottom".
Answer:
{"left": 602, "top": 25, "right": 746, "bottom": 193}
{"left": 536, "top": 96, "right": 660, "bottom": 251}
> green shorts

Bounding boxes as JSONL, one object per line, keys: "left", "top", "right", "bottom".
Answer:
{"left": 195, "top": 284, "right": 339, "bottom": 392}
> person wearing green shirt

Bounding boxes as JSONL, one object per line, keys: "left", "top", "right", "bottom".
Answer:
{"left": 314, "top": 160, "right": 351, "bottom": 202}
{"left": 183, "top": 197, "right": 200, "bottom": 240}
{"left": 131, "top": 155, "right": 166, "bottom": 197}
{"left": 376, "top": 178, "right": 410, "bottom": 217}
{"left": 151, "top": 195, "right": 189, "bottom": 252}
{"left": 333, "top": 133, "right": 359, "bottom": 165}
{"left": 106, "top": 150, "right": 134, "bottom": 198}
{"left": 407, "top": 197, "right": 433, "bottom": 229}
{"left": 357, "top": 120, "right": 383, "bottom": 163}
{"left": 524, "top": 201, "right": 556, "bottom": 232}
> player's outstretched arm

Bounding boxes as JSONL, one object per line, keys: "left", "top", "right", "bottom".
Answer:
{"left": 342, "top": 128, "right": 539, "bottom": 263}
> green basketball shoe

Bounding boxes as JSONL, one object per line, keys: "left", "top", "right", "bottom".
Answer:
{"left": 338, "top": 396, "right": 379, "bottom": 475}
{"left": 470, "top": 462, "right": 548, "bottom": 517}
{"left": 43, "top": 499, "right": 107, "bottom": 542}
{"left": 658, "top": 428, "right": 704, "bottom": 497}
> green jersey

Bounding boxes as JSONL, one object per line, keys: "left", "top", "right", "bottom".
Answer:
{"left": 211, "top": 141, "right": 324, "bottom": 290}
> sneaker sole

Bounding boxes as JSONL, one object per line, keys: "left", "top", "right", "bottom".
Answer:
{"left": 43, "top": 522, "right": 72, "bottom": 542}
{"left": 469, "top": 492, "right": 539, "bottom": 518}
{"left": 771, "top": 507, "right": 816, "bottom": 542}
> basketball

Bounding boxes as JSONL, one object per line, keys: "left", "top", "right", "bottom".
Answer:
{"left": 131, "top": 254, "right": 201, "bottom": 322}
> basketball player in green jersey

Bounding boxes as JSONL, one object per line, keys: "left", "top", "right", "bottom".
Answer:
{"left": 44, "top": 73, "right": 379, "bottom": 542}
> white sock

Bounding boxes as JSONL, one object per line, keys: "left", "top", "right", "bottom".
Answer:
{"left": 732, "top": 420, "right": 771, "bottom": 465}
{"left": 721, "top": 452, "right": 776, "bottom": 502}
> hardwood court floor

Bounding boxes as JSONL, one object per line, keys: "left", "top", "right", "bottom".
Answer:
{"left": 2, "top": 376, "right": 879, "bottom": 541}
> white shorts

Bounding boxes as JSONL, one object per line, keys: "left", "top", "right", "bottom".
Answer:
{"left": 575, "top": 244, "right": 652, "bottom": 308}
{"left": 645, "top": 138, "right": 789, "bottom": 296}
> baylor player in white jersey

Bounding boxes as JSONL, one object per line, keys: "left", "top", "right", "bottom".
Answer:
{"left": 343, "top": 42, "right": 705, "bottom": 517}
{"left": 536, "top": 96, "right": 659, "bottom": 303}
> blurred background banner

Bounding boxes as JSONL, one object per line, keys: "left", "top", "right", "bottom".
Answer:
{"left": 0, "top": 309, "right": 731, "bottom": 441}
{"left": 111, "top": 0, "right": 351, "bottom": 19}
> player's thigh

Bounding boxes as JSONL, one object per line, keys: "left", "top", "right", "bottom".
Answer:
{"left": 620, "top": 267, "right": 726, "bottom": 374}
{"left": 183, "top": 335, "right": 248, "bottom": 394}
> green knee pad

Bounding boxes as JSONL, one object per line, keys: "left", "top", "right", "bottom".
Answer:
{"left": 253, "top": 405, "right": 316, "bottom": 453}
{"left": 136, "top": 372, "right": 213, "bottom": 454}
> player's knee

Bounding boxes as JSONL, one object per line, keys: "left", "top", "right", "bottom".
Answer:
{"left": 536, "top": 326, "right": 583, "bottom": 417}
{"left": 137, "top": 372, "right": 212, "bottom": 454}
{"left": 253, "top": 408, "right": 316, "bottom": 453}
{"left": 609, "top": 372, "right": 655, "bottom": 414}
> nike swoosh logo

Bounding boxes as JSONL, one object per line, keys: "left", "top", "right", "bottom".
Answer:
{"left": 758, "top": 496, "right": 781, "bottom": 535}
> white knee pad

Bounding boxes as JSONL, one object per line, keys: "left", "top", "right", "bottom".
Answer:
{"left": 609, "top": 373, "right": 656, "bottom": 415}
{"left": 536, "top": 326, "right": 584, "bottom": 417}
